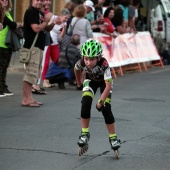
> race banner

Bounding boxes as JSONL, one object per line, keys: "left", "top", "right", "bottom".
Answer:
{"left": 93, "top": 32, "right": 160, "bottom": 67}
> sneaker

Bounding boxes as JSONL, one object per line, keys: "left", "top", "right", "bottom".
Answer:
{"left": 109, "top": 137, "right": 121, "bottom": 150}
{"left": 43, "top": 79, "right": 55, "bottom": 88}
{"left": 3, "top": 87, "right": 13, "bottom": 96}
{"left": 0, "top": 91, "right": 6, "bottom": 97}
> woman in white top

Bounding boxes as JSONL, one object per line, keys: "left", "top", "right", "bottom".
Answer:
{"left": 42, "top": 8, "right": 70, "bottom": 88}
{"left": 68, "top": 4, "right": 93, "bottom": 46}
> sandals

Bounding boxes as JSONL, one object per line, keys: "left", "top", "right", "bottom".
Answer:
{"left": 32, "top": 87, "right": 47, "bottom": 95}
{"left": 22, "top": 101, "right": 40, "bottom": 107}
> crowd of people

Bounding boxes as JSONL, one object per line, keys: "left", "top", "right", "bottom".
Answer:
{"left": 0, "top": 0, "right": 141, "bottom": 101}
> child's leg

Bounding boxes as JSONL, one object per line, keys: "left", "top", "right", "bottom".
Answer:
{"left": 106, "top": 122, "right": 116, "bottom": 135}
{"left": 100, "top": 85, "right": 121, "bottom": 149}
{"left": 102, "top": 101, "right": 116, "bottom": 135}
{"left": 80, "top": 79, "right": 97, "bottom": 133}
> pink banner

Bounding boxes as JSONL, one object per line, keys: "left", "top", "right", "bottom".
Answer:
{"left": 93, "top": 32, "right": 160, "bottom": 67}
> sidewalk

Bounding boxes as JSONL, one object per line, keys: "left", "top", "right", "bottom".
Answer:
{"left": 8, "top": 51, "right": 24, "bottom": 72}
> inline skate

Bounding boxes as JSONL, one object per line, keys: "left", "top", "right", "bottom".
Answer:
{"left": 77, "top": 132, "right": 90, "bottom": 156}
{"left": 109, "top": 137, "right": 121, "bottom": 159}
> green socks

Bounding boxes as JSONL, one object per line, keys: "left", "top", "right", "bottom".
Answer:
{"left": 82, "top": 128, "right": 89, "bottom": 135}
{"left": 109, "top": 134, "right": 117, "bottom": 140}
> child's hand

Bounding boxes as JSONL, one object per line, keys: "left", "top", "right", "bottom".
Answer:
{"left": 96, "top": 103, "right": 103, "bottom": 112}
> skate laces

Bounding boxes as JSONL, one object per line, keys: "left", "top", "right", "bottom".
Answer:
{"left": 80, "top": 132, "right": 90, "bottom": 140}
{"left": 109, "top": 137, "right": 121, "bottom": 148}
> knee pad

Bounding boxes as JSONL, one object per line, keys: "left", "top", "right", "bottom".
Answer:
{"left": 81, "top": 79, "right": 95, "bottom": 119}
{"left": 82, "top": 79, "right": 94, "bottom": 96}
{"left": 102, "top": 103, "right": 115, "bottom": 124}
{"left": 81, "top": 96, "right": 93, "bottom": 119}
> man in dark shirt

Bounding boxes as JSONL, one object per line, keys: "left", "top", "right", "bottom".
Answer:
{"left": 22, "top": 0, "right": 50, "bottom": 107}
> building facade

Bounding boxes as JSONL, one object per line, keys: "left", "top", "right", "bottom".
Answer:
{"left": 11, "top": 0, "right": 67, "bottom": 22}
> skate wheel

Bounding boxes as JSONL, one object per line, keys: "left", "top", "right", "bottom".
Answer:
{"left": 78, "top": 145, "right": 88, "bottom": 156}
{"left": 114, "top": 150, "right": 119, "bottom": 159}
{"left": 78, "top": 147, "right": 83, "bottom": 156}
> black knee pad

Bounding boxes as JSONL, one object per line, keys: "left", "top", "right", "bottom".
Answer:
{"left": 81, "top": 96, "right": 93, "bottom": 119}
{"left": 102, "top": 103, "right": 115, "bottom": 124}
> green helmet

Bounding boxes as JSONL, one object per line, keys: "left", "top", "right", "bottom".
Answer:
{"left": 81, "top": 39, "right": 103, "bottom": 58}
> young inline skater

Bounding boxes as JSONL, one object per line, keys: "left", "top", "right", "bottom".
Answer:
{"left": 74, "top": 39, "right": 121, "bottom": 156}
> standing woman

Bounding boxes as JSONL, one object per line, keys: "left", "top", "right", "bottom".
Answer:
{"left": 0, "top": 2, "right": 4, "bottom": 30}
{"left": 60, "top": 1, "right": 76, "bottom": 50}
{"left": 0, "top": 0, "right": 21, "bottom": 97}
{"left": 68, "top": 4, "right": 93, "bottom": 46}
{"left": 42, "top": 8, "right": 70, "bottom": 89}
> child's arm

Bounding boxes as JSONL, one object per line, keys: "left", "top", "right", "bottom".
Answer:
{"left": 97, "top": 82, "right": 112, "bottom": 108}
{"left": 74, "top": 67, "right": 82, "bottom": 87}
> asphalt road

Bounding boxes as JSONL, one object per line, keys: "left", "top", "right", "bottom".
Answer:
{"left": 0, "top": 66, "right": 170, "bottom": 170}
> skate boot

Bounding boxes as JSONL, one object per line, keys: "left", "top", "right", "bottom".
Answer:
{"left": 109, "top": 137, "right": 121, "bottom": 159}
{"left": 77, "top": 132, "right": 90, "bottom": 156}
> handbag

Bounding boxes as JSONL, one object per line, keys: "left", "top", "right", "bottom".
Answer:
{"left": 67, "top": 18, "right": 80, "bottom": 36}
{"left": 5, "top": 28, "right": 21, "bottom": 51}
{"left": 19, "top": 33, "right": 39, "bottom": 64}
{"left": 15, "top": 27, "right": 23, "bottom": 39}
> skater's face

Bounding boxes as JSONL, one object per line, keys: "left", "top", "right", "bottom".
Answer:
{"left": 84, "top": 57, "right": 98, "bottom": 69}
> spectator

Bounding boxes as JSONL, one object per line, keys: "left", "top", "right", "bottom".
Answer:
{"left": 112, "top": 7, "right": 126, "bottom": 34}
{"left": 0, "top": 2, "right": 4, "bottom": 30}
{"left": 84, "top": 0, "right": 95, "bottom": 14}
{"left": 102, "top": 7, "right": 116, "bottom": 37}
{"left": 42, "top": 8, "right": 70, "bottom": 88}
{"left": 68, "top": 4, "right": 93, "bottom": 46}
{"left": 84, "top": 0, "right": 102, "bottom": 31}
{"left": 93, "top": 0, "right": 106, "bottom": 32}
{"left": 119, "top": 0, "right": 130, "bottom": 28}
{"left": 65, "top": 1, "right": 76, "bottom": 33}
{"left": 32, "top": 0, "right": 55, "bottom": 94}
{"left": 0, "top": 0, "right": 21, "bottom": 97}
{"left": 84, "top": 0, "right": 95, "bottom": 22}
{"left": 45, "top": 34, "right": 81, "bottom": 89}
{"left": 60, "top": 1, "right": 76, "bottom": 50}
{"left": 21, "top": 0, "right": 50, "bottom": 107}
{"left": 128, "top": 0, "right": 140, "bottom": 31}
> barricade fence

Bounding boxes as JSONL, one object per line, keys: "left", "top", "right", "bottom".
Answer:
{"left": 93, "top": 32, "right": 163, "bottom": 77}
